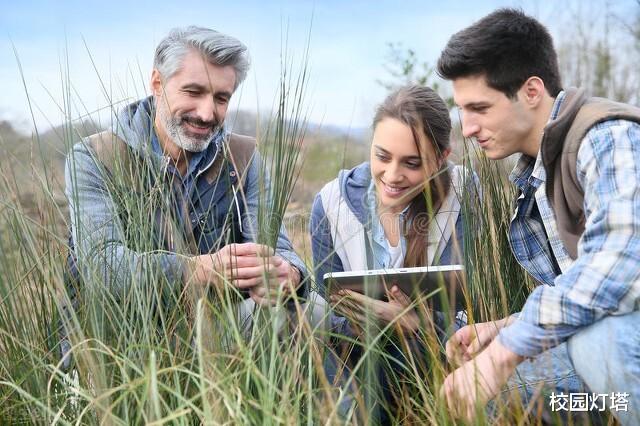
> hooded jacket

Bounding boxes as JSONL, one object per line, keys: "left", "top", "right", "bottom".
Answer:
{"left": 65, "top": 97, "right": 307, "bottom": 298}
{"left": 310, "top": 161, "right": 469, "bottom": 295}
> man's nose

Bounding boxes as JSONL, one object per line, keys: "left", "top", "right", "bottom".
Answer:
{"left": 461, "top": 114, "right": 480, "bottom": 138}
{"left": 196, "top": 96, "right": 216, "bottom": 123}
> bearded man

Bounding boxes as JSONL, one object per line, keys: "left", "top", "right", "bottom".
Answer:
{"left": 64, "top": 27, "right": 308, "bottom": 345}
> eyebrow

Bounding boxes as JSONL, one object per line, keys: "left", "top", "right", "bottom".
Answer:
{"left": 181, "top": 83, "right": 232, "bottom": 99}
{"left": 374, "top": 145, "right": 421, "bottom": 161}
{"left": 461, "top": 101, "right": 491, "bottom": 109}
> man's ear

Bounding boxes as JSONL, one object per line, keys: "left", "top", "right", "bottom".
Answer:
{"left": 520, "top": 77, "right": 546, "bottom": 107}
{"left": 150, "top": 69, "right": 164, "bottom": 98}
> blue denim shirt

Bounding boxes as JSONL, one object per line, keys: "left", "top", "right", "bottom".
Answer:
{"left": 65, "top": 96, "right": 308, "bottom": 297}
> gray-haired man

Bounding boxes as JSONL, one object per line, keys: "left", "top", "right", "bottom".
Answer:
{"left": 65, "top": 27, "right": 308, "bottom": 340}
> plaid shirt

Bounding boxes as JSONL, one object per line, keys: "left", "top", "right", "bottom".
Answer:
{"left": 499, "top": 91, "right": 640, "bottom": 357}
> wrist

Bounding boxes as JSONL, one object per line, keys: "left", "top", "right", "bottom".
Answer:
{"left": 489, "top": 338, "right": 525, "bottom": 369}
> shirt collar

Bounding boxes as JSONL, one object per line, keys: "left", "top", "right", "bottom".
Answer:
{"left": 509, "top": 90, "right": 567, "bottom": 188}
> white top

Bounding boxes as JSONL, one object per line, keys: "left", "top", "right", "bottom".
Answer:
{"left": 387, "top": 241, "right": 404, "bottom": 268}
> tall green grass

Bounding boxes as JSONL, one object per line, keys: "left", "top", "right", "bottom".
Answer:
{"left": 0, "top": 46, "right": 596, "bottom": 425}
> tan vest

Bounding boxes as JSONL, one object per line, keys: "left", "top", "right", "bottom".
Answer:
{"left": 540, "top": 88, "right": 640, "bottom": 259}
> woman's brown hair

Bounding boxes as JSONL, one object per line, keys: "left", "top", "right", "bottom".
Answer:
{"left": 372, "top": 85, "right": 452, "bottom": 267}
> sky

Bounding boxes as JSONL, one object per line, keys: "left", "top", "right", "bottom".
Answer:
{"left": 1, "top": 0, "right": 637, "bottom": 133}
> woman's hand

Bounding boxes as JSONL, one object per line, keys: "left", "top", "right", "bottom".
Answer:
{"left": 329, "top": 285, "right": 421, "bottom": 333}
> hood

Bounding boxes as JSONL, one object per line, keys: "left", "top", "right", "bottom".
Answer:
{"left": 337, "top": 161, "right": 372, "bottom": 225}
{"left": 112, "top": 96, "right": 165, "bottom": 169}
{"left": 114, "top": 96, "right": 157, "bottom": 152}
{"left": 112, "top": 96, "right": 225, "bottom": 171}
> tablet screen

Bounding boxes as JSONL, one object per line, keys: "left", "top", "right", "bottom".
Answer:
{"left": 324, "top": 265, "right": 464, "bottom": 309}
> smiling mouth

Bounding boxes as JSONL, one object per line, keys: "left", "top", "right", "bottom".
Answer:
{"left": 183, "top": 121, "right": 215, "bottom": 136}
{"left": 181, "top": 115, "right": 216, "bottom": 131}
{"left": 381, "top": 181, "right": 409, "bottom": 196}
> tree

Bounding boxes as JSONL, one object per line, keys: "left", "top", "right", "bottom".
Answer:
{"left": 376, "top": 42, "right": 453, "bottom": 107}
{"left": 557, "top": 0, "right": 639, "bottom": 105}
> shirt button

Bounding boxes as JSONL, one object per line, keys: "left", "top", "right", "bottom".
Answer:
{"left": 230, "top": 170, "right": 236, "bottom": 177}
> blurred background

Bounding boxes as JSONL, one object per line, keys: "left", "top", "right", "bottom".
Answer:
{"left": 1, "top": 0, "right": 639, "bottom": 257}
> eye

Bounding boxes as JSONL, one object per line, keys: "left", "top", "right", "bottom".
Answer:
{"left": 183, "top": 89, "right": 201, "bottom": 97}
{"left": 405, "top": 161, "right": 421, "bottom": 169}
{"left": 216, "top": 96, "right": 230, "bottom": 105}
{"left": 470, "top": 105, "right": 489, "bottom": 114}
{"left": 375, "top": 153, "right": 390, "bottom": 162}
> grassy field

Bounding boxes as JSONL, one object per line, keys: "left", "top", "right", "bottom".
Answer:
{"left": 0, "top": 116, "right": 555, "bottom": 425}
{"left": 0, "top": 65, "right": 611, "bottom": 423}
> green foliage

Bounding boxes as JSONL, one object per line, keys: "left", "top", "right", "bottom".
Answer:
{"left": 376, "top": 42, "right": 453, "bottom": 107}
{"left": 301, "top": 136, "right": 367, "bottom": 186}
{"left": 0, "top": 114, "right": 544, "bottom": 424}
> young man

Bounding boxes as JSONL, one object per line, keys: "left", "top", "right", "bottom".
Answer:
{"left": 65, "top": 27, "right": 307, "bottom": 333}
{"left": 436, "top": 9, "right": 640, "bottom": 424}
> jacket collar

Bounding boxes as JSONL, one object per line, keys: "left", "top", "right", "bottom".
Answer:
{"left": 540, "top": 87, "right": 587, "bottom": 170}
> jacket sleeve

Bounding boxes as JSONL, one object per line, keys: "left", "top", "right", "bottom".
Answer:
{"left": 239, "top": 151, "right": 309, "bottom": 297}
{"left": 309, "top": 192, "right": 344, "bottom": 298}
{"left": 65, "top": 142, "right": 186, "bottom": 298}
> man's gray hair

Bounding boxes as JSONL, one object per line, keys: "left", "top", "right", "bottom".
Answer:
{"left": 153, "top": 26, "right": 250, "bottom": 90}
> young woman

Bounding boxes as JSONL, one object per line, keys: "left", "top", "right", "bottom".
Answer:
{"left": 310, "top": 85, "right": 473, "bottom": 420}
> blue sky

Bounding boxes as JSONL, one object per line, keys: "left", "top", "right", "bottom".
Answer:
{"left": 1, "top": 0, "right": 636, "bottom": 132}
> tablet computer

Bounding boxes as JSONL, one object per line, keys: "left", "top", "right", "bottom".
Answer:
{"left": 323, "top": 265, "right": 464, "bottom": 310}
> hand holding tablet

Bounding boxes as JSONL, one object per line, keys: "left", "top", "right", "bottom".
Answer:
{"left": 324, "top": 265, "right": 464, "bottom": 310}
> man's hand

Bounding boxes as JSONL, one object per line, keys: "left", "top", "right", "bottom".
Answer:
{"left": 249, "top": 257, "right": 300, "bottom": 307}
{"left": 446, "top": 316, "right": 514, "bottom": 366}
{"left": 190, "top": 243, "right": 301, "bottom": 307}
{"left": 441, "top": 338, "right": 524, "bottom": 422}
{"left": 329, "top": 286, "right": 420, "bottom": 333}
{"left": 192, "top": 243, "right": 273, "bottom": 285}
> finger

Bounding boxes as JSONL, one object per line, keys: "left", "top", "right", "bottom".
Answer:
{"left": 446, "top": 334, "right": 470, "bottom": 365}
{"left": 465, "top": 325, "right": 489, "bottom": 356}
{"left": 389, "top": 286, "right": 412, "bottom": 306}
{"left": 248, "top": 287, "right": 274, "bottom": 307}
{"left": 272, "top": 262, "right": 292, "bottom": 280}
{"left": 251, "top": 283, "right": 288, "bottom": 299}
{"left": 338, "top": 296, "right": 365, "bottom": 313}
{"left": 453, "top": 325, "right": 475, "bottom": 347}
{"left": 228, "top": 264, "right": 277, "bottom": 280}
{"left": 226, "top": 243, "right": 275, "bottom": 257}
{"left": 332, "top": 298, "right": 363, "bottom": 319}
{"left": 234, "top": 276, "right": 266, "bottom": 289}
{"left": 466, "top": 336, "right": 484, "bottom": 357}
{"left": 340, "top": 289, "right": 385, "bottom": 311}
{"left": 445, "top": 338, "right": 460, "bottom": 361}
{"left": 219, "top": 255, "right": 276, "bottom": 270}
{"left": 250, "top": 292, "right": 272, "bottom": 307}
{"left": 278, "top": 279, "right": 294, "bottom": 295}
{"left": 257, "top": 288, "right": 284, "bottom": 306}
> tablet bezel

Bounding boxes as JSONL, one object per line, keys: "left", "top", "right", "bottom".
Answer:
{"left": 323, "top": 265, "right": 464, "bottom": 309}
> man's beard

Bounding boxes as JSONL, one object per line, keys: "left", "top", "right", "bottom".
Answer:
{"left": 157, "top": 101, "right": 221, "bottom": 153}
